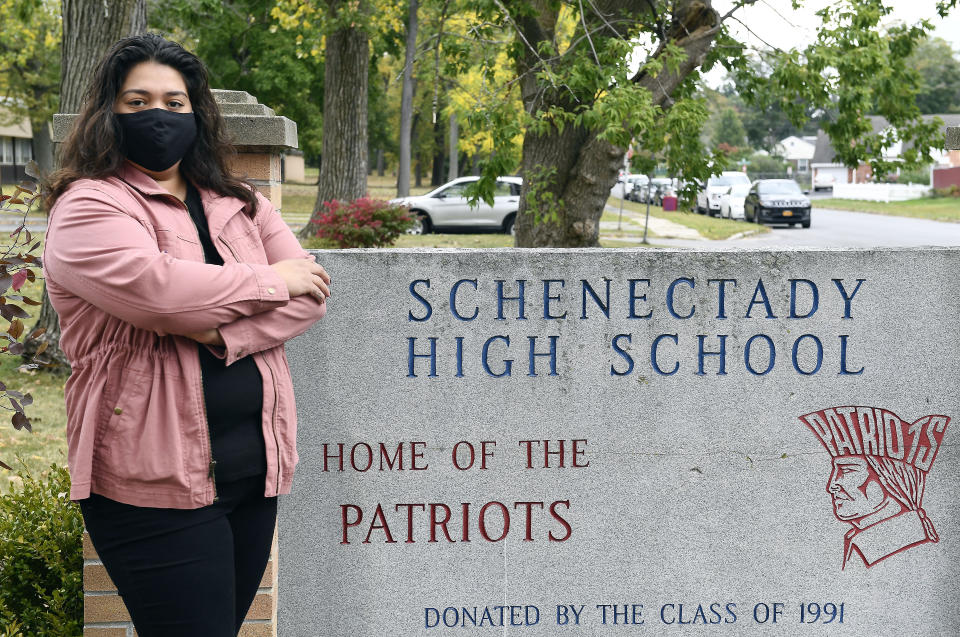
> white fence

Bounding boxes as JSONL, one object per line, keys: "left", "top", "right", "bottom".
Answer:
{"left": 832, "top": 183, "right": 931, "bottom": 202}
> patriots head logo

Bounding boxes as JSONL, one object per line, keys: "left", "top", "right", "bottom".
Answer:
{"left": 800, "top": 407, "right": 949, "bottom": 569}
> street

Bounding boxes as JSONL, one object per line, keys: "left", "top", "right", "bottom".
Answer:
{"left": 651, "top": 206, "right": 960, "bottom": 249}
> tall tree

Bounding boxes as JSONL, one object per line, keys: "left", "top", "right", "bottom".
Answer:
{"left": 396, "top": 0, "right": 417, "bottom": 196}
{"left": 0, "top": 0, "right": 61, "bottom": 178}
{"left": 150, "top": 0, "right": 326, "bottom": 162}
{"left": 467, "top": 0, "right": 952, "bottom": 247}
{"left": 711, "top": 106, "right": 746, "bottom": 149}
{"left": 28, "top": 0, "right": 147, "bottom": 368}
{"left": 907, "top": 36, "right": 960, "bottom": 114}
{"left": 296, "top": 0, "right": 370, "bottom": 237}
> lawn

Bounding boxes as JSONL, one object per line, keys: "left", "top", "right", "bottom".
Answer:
{"left": 813, "top": 197, "right": 960, "bottom": 222}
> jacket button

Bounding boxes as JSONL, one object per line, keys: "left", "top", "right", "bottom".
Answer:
{"left": 114, "top": 407, "right": 123, "bottom": 415}
{"left": 267, "top": 287, "right": 276, "bottom": 295}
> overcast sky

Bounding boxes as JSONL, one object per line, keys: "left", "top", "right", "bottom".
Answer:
{"left": 704, "top": 0, "right": 960, "bottom": 86}
{"left": 716, "top": 0, "right": 960, "bottom": 52}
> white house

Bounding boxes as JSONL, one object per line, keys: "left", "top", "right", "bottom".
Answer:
{"left": 774, "top": 135, "right": 817, "bottom": 174}
{"left": 0, "top": 108, "right": 33, "bottom": 184}
{"left": 811, "top": 115, "right": 960, "bottom": 190}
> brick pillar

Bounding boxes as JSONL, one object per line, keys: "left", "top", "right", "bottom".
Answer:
{"left": 53, "top": 91, "right": 297, "bottom": 637}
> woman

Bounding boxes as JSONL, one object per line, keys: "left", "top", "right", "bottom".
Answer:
{"left": 43, "top": 34, "right": 330, "bottom": 636}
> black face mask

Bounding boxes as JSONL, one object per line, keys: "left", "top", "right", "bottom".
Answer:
{"left": 117, "top": 108, "right": 197, "bottom": 172}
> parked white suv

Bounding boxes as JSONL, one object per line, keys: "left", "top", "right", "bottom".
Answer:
{"left": 390, "top": 176, "right": 522, "bottom": 235}
{"left": 696, "top": 171, "right": 751, "bottom": 216}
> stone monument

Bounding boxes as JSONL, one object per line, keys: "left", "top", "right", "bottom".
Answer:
{"left": 280, "top": 247, "right": 960, "bottom": 636}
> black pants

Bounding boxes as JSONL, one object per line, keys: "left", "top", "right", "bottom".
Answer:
{"left": 79, "top": 475, "right": 277, "bottom": 637}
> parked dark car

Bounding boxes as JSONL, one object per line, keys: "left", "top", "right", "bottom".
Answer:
{"left": 744, "top": 179, "right": 812, "bottom": 228}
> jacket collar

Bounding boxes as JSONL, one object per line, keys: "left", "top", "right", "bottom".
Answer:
{"left": 117, "top": 161, "right": 248, "bottom": 237}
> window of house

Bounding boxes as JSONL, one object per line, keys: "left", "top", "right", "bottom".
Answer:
{"left": 798, "top": 159, "right": 809, "bottom": 173}
{"left": 15, "top": 138, "right": 32, "bottom": 164}
{"left": 1, "top": 138, "right": 13, "bottom": 165}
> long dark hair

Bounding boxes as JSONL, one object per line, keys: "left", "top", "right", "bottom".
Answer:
{"left": 46, "top": 34, "right": 257, "bottom": 215}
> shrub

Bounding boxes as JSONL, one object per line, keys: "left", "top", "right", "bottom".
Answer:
{"left": 0, "top": 464, "right": 83, "bottom": 636}
{"left": 933, "top": 184, "right": 960, "bottom": 198}
{"left": 306, "top": 197, "right": 414, "bottom": 248}
{"left": 897, "top": 164, "right": 932, "bottom": 185}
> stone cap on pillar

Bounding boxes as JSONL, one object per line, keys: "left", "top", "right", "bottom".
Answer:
{"left": 948, "top": 127, "right": 960, "bottom": 151}
{"left": 51, "top": 89, "right": 298, "bottom": 152}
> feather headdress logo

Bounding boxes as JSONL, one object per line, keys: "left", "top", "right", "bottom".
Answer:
{"left": 800, "top": 407, "right": 949, "bottom": 569}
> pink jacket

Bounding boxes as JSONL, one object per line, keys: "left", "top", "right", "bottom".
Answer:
{"left": 44, "top": 162, "right": 326, "bottom": 508}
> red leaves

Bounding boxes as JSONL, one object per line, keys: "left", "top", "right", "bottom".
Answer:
{"left": 0, "top": 176, "right": 49, "bottom": 461}
{"left": 11, "top": 270, "right": 27, "bottom": 291}
{"left": 308, "top": 197, "right": 414, "bottom": 248}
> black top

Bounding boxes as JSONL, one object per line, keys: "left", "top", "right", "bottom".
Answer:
{"left": 184, "top": 183, "right": 267, "bottom": 483}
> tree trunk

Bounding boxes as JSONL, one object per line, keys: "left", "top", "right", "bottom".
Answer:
{"left": 396, "top": 0, "right": 418, "bottom": 197}
{"left": 27, "top": 0, "right": 147, "bottom": 369}
{"left": 59, "top": 0, "right": 147, "bottom": 113}
{"left": 31, "top": 123, "right": 54, "bottom": 182}
{"left": 301, "top": 14, "right": 369, "bottom": 238}
{"left": 431, "top": 115, "right": 444, "bottom": 186}
{"left": 447, "top": 112, "right": 458, "bottom": 181}
{"left": 513, "top": 0, "right": 719, "bottom": 247}
{"left": 376, "top": 148, "right": 384, "bottom": 176}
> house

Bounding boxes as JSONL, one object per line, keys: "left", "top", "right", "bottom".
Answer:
{"left": 0, "top": 109, "right": 33, "bottom": 183}
{"left": 774, "top": 135, "right": 817, "bottom": 174}
{"left": 810, "top": 114, "right": 960, "bottom": 190}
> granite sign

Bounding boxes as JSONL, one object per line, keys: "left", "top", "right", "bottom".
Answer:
{"left": 280, "top": 248, "right": 959, "bottom": 636}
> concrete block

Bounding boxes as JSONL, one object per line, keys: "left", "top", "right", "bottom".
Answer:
{"left": 947, "top": 126, "right": 960, "bottom": 151}
{"left": 84, "top": 594, "right": 130, "bottom": 623}
{"left": 83, "top": 564, "right": 116, "bottom": 592}
{"left": 83, "top": 628, "right": 129, "bottom": 637}
{"left": 245, "top": 592, "right": 274, "bottom": 621}
{"left": 212, "top": 89, "right": 257, "bottom": 104}
{"left": 82, "top": 531, "right": 98, "bottom": 559}
{"left": 227, "top": 153, "right": 281, "bottom": 182}
{"left": 279, "top": 248, "right": 960, "bottom": 636}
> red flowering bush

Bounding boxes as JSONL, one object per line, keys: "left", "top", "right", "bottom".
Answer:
{"left": 307, "top": 197, "right": 414, "bottom": 248}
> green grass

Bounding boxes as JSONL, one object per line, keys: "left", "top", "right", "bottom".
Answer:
{"left": 304, "top": 233, "right": 517, "bottom": 249}
{"left": 813, "top": 197, "right": 960, "bottom": 222}
{"left": 608, "top": 197, "right": 768, "bottom": 240}
{"left": 599, "top": 238, "right": 661, "bottom": 248}
{"left": 0, "top": 231, "right": 70, "bottom": 491}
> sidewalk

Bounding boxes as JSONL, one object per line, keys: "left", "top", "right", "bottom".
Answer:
{"left": 601, "top": 203, "right": 704, "bottom": 240}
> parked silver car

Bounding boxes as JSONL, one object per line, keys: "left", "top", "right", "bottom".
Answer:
{"left": 390, "top": 176, "right": 523, "bottom": 235}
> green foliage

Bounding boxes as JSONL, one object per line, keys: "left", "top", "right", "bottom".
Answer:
{"left": 747, "top": 152, "right": 789, "bottom": 174}
{"left": 150, "top": 0, "right": 326, "bottom": 160}
{"left": 906, "top": 37, "right": 960, "bottom": 114}
{"left": 305, "top": 197, "right": 414, "bottom": 247}
{"left": 711, "top": 107, "right": 747, "bottom": 149}
{"left": 0, "top": 170, "right": 50, "bottom": 461}
{"left": 521, "top": 164, "right": 562, "bottom": 226}
{"left": 735, "top": 0, "right": 946, "bottom": 179}
{"left": 0, "top": 0, "right": 61, "bottom": 128}
{"left": 898, "top": 163, "right": 932, "bottom": 185}
{"left": 0, "top": 464, "right": 83, "bottom": 636}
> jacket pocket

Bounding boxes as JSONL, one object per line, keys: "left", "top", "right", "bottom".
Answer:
{"left": 222, "top": 225, "right": 267, "bottom": 265}
{"left": 155, "top": 228, "right": 200, "bottom": 260}
{"left": 94, "top": 366, "right": 189, "bottom": 489}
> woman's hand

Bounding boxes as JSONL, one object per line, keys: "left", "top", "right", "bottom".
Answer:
{"left": 183, "top": 329, "right": 225, "bottom": 346}
{"left": 270, "top": 257, "right": 331, "bottom": 301}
